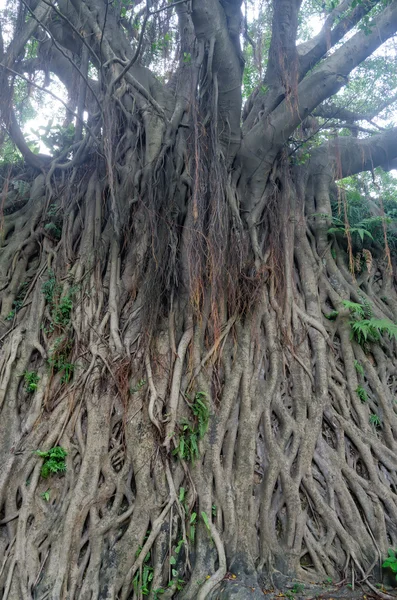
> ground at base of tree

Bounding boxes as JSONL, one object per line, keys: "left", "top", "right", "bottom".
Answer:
{"left": 209, "top": 576, "right": 397, "bottom": 600}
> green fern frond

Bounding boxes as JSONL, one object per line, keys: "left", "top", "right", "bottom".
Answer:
{"left": 342, "top": 300, "right": 365, "bottom": 318}
{"left": 350, "top": 318, "right": 397, "bottom": 345}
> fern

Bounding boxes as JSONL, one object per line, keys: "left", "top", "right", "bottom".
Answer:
{"left": 350, "top": 318, "right": 397, "bottom": 345}
{"left": 328, "top": 225, "right": 374, "bottom": 242}
{"left": 342, "top": 300, "right": 365, "bottom": 318}
{"left": 173, "top": 392, "right": 209, "bottom": 463}
{"left": 36, "top": 446, "right": 67, "bottom": 478}
{"left": 354, "top": 360, "right": 364, "bottom": 376}
{"left": 356, "top": 385, "right": 368, "bottom": 403}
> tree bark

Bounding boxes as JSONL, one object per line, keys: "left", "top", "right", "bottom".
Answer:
{"left": 1, "top": 1, "right": 397, "bottom": 599}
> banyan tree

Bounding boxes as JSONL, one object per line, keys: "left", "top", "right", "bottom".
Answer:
{"left": 1, "top": 0, "right": 397, "bottom": 598}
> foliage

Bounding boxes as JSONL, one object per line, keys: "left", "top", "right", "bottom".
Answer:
{"left": 44, "top": 221, "right": 62, "bottom": 240}
{"left": 369, "top": 413, "right": 381, "bottom": 427}
{"left": 131, "top": 379, "right": 146, "bottom": 393}
{"left": 48, "top": 337, "right": 75, "bottom": 384}
{"left": 173, "top": 392, "right": 209, "bottom": 463}
{"left": 42, "top": 270, "right": 59, "bottom": 303}
{"left": 328, "top": 217, "right": 375, "bottom": 243}
{"left": 42, "top": 271, "right": 77, "bottom": 331}
{"left": 333, "top": 170, "right": 397, "bottom": 257}
{"left": 23, "top": 371, "right": 39, "bottom": 393}
{"left": 133, "top": 533, "right": 154, "bottom": 597}
{"left": 342, "top": 300, "right": 365, "bottom": 318}
{"left": 0, "top": 137, "right": 23, "bottom": 167}
{"left": 201, "top": 511, "right": 211, "bottom": 533}
{"left": 350, "top": 318, "right": 397, "bottom": 346}
{"left": 36, "top": 446, "right": 67, "bottom": 479}
{"left": 5, "top": 282, "right": 29, "bottom": 321}
{"left": 31, "top": 121, "right": 75, "bottom": 155}
{"left": 343, "top": 299, "right": 397, "bottom": 346}
{"left": 354, "top": 360, "right": 365, "bottom": 376}
{"left": 324, "top": 310, "right": 339, "bottom": 320}
{"left": 189, "top": 511, "right": 197, "bottom": 542}
{"left": 41, "top": 489, "right": 50, "bottom": 502}
{"left": 382, "top": 548, "right": 397, "bottom": 581}
{"left": 356, "top": 385, "right": 368, "bottom": 403}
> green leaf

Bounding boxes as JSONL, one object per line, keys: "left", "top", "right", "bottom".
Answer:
{"left": 41, "top": 490, "right": 50, "bottom": 502}
{"left": 201, "top": 511, "right": 210, "bottom": 532}
{"left": 179, "top": 436, "right": 185, "bottom": 458}
{"left": 170, "top": 556, "right": 176, "bottom": 565}
{"left": 342, "top": 300, "right": 365, "bottom": 318}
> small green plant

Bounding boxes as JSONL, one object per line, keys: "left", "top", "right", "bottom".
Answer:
{"left": 175, "top": 539, "right": 184, "bottom": 555}
{"left": 44, "top": 221, "right": 62, "bottom": 239}
{"left": 324, "top": 310, "right": 338, "bottom": 320}
{"left": 41, "top": 489, "right": 50, "bottom": 502}
{"left": 36, "top": 446, "right": 67, "bottom": 478}
{"left": 133, "top": 531, "right": 154, "bottom": 596}
{"left": 52, "top": 295, "right": 73, "bottom": 326}
{"left": 354, "top": 360, "right": 364, "bottom": 376}
{"left": 173, "top": 392, "right": 209, "bottom": 463}
{"left": 175, "top": 579, "right": 185, "bottom": 591}
{"left": 328, "top": 216, "right": 376, "bottom": 243}
{"left": 342, "top": 300, "right": 397, "bottom": 346}
{"left": 48, "top": 337, "right": 75, "bottom": 383}
{"left": 23, "top": 371, "right": 39, "bottom": 393}
{"left": 369, "top": 413, "right": 381, "bottom": 427}
{"left": 42, "top": 271, "right": 77, "bottom": 329}
{"left": 291, "top": 583, "right": 305, "bottom": 594}
{"left": 351, "top": 318, "right": 397, "bottom": 346}
{"left": 183, "top": 51, "right": 191, "bottom": 63}
{"left": 5, "top": 282, "right": 29, "bottom": 321}
{"left": 324, "top": 577, "right": 333, "bottom": 584}
{"left": 342, "top": 300, "right": 365, "bottom": 318}
{"left": 382, "top": 548, "right": 397, "bottom": 581}
{"left": 192, "top": 391, "right": 210, "bottom": 437}
{"left": 189, "top": 512, "right": 197, "bottom": 541}
{"left": 131, "top": 379, "right": 146, "bottom": 393}
{"left": 356, "top": 385, "right": 368, "bottom": 403}
{"left": 179, "top": 487, "right": 185, "bottom": 503}
{"left": 201, "top": 511, "right": 211, "bottom": 533}
{"left": 42, "top": 270, "right": 59, "bottom": 303}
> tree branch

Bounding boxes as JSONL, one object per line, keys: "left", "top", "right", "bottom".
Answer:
{"left": 7, "top": 110, "right": 47, "bottom": 170}
{"left": 309, "top": 127, "right": 397, "bottom": 179}
{"left": 243, "top": 0, "right": 302, "bottom": 131}
{"left": 21, "top": 0, "right": 103, "bottom": 113}
{"left": 3, "top": 0, "right": 50, "bottom": 67}
{"left": 190, "top": 0, "right": 244, "bottom": 162}
{"left": 298, "top": 0, "right": 380, "bottom": 79}
{"left": 241, "top": 0, "right": 397, "bottom": 181}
